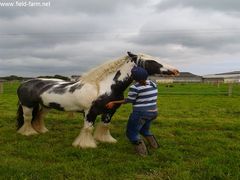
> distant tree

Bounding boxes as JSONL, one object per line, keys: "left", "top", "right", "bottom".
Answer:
{"left": 1, "top": 75, "right": 24, "bottom": 81}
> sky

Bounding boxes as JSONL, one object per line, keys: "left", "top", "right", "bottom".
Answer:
{"left": 0, "top": 0, "right": 240, "bottom": 77}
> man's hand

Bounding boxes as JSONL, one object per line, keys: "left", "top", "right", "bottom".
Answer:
{"left": 106, "top": 102, "right": 115, "bottom": 109}
{"left": 106, "top": 99, "right": 125, "bottom": 109}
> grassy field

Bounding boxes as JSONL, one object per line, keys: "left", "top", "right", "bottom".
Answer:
{"left": 0, "top": 82, "right": 240, "bottom": 179}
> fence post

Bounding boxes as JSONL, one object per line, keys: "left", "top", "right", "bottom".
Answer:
{"left": 228, "top": 83, "right": 233, "bottom": 96}
{"left": 0, "top": 82, "right": 3, "bottom": 94}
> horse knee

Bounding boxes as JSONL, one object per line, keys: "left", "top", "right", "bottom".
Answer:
{"left": 84, "top": 120, "right": 94, "bottom": 129}
{"left": 101, "top": 113, "right": 112, "bottom": 123}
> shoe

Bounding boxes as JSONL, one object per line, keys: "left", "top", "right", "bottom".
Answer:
{"left": 134, "top": 139, "right": 148, "bottom": 157}
{"left": 144, "top": 135, "right": 159, "bottom": 149}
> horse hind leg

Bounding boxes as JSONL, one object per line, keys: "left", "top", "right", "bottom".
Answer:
{"left": 32, "top": 107, "right": 49, "bottom": 133}
{"left": 17, "top": 106, "right": 39, "bottom": 136}
{"left": 93, "top": 114, "right": 117, "bottom": 143}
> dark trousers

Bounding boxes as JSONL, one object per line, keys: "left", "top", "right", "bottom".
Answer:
{"left": 126, "top": 111, "right": 158, "bottom": 143}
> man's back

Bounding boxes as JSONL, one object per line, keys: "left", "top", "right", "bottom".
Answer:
{"left": 126, "top": 80, "right": 158, "bottom": 112}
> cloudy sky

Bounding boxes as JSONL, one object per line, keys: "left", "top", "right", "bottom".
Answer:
{"left": 0, "top": 0, "right": 240, "bottom": 77}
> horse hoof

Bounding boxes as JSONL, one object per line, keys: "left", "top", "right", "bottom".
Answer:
{"left": 17, "top": 126, "right": 39, "bottom": 136}
{"left": 72, "top": 128, "right": 97, "bottom": 148}
{"left": 95, "top": 136, "right": 117, "bottom": 143}
{"left": 36, "top": 127, "right": 49, "bottom": 134}
{"left": 72, "top": 141, "right": 97, "bottom": 148}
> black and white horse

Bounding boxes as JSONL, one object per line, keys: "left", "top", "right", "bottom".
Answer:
{"left": 16, "top": 52, "right": 179, "bottom": 148}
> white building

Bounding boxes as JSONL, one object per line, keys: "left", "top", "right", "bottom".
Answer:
{"left": 150, "top": 72, "right": 202, "bottom": 83}
{"left": 203, "top": 71, "right": 240, "bottom": 83}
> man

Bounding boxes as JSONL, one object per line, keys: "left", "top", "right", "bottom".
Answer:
{"left": 106, "top": 66, "right": 159, "bottom": 156}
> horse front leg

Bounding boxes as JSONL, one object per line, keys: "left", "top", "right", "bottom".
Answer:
{"left": 72, "top": 110, "right": 97, "bottom": 148}
{"left": 94, "top": 112, "right": 117, "bottom": 143}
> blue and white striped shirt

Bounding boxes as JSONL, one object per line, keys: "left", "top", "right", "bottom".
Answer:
{"left": 125, "top": 80, "right": 158, "bottom": 112}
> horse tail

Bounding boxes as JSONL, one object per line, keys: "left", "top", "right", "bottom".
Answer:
{"left": 31, "top": 104, "right": 40, "bottom": 124}
{"left": 16, "top": 102, "right": 40, "bottom": 130}
{"left": 16, "top": 102, "right": 24, "bottom": 130}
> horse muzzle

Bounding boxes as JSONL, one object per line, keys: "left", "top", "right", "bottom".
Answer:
{"left": 171, "top": 69, "right": 180, "bottom": 76}
{"left": 160, "top": 68, "right": 180, "bottom": 76}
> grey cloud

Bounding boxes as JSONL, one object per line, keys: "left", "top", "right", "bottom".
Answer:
{"left": 0, "top": 13, "right": 119, "bottom": 62}
{"left": 0, "top": 40, "right": 132, "bottom": 76}
{"left": 0, "top": 14, "right": 111, "bottom": 38}
{"left": 53, "top": 0, "right": 146, "bottom": 15}
{"left": 0, "top": 56, "right": 98, "bottom": 76}
{"left": 0, "top": 64, "right": 86, "bottom": 77}
{"left": 157, "top": 0, "right": 240, "bottom": 12}
{"left": 0, "top": 0, "right": 239, "bottom": 76}
{"left": 131, "top": 29, "right": 240, "bottom": 51}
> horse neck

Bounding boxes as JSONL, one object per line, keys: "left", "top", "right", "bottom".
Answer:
{"left": 80, "top": 56, "right": 129, "bottom": 84}
{"left": 110, "top": 61, "right": 135, "bottom": 93}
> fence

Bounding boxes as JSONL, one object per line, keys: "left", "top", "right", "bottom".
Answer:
{"left": 0, "top": 81, "right": 19, "bottom": 94}
{"left": 157, "top": 82, "right": 240, "bottom": 96}
{"left": 0, "top": 81, "right": 240, "bottom": 96}
{"left": 0, "top": 82, "right": 3, "bottom": 94}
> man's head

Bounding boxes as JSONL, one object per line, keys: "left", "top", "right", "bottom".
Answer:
{"left": 131, "top": 66, "right": 148, "bottom": 82}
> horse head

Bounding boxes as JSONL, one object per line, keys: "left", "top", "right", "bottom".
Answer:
{"left": 127, "top": 52, "right": 179, "bottom": 76}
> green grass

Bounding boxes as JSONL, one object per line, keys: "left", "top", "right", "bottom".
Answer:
{"left": 1, "top": 82, "right": 240, "bottom": 179}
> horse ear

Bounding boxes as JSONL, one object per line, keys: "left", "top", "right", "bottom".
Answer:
{"left": 127, "top": 51, "right": 137, "bottom": 57}
{"left": 127, "top": 52, "right": 138, "bottom": 62}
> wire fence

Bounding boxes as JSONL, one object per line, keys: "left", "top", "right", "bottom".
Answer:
{"left": 1, "top": 81, "right": 240, "bottom": 96}
{"left": 157, "top": 83, "right": 240, "bottom": 96}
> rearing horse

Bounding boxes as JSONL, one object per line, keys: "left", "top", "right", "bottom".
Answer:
{"left": 16, "top": 52, "right": 179, "bottom": 148}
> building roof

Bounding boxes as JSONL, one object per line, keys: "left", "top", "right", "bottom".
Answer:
{"left": 177, "top": 72, "right": 202, "bottom": 78}
{"left": 216, "top": 71, "right": 240, "bottom": 75}
{"left": 153, "top": 72, "right": 201, "bottom": 78}
{"left": 203, "top": 71, "right": 240, "bottom": 79}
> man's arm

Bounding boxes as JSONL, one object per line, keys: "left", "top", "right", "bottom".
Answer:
{"left": 106, "top": 85, "right": 138, "bottom": 109}
{"left": 106, "top": 99, "right": 126, "bottom": 109}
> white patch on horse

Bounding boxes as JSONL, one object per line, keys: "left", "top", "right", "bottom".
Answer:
{"left": 39, "top": 78, "right": 65, "bottom": 82}
{"left": 117, "top": 61, "right": 135, "bottom": 81}
{"left": 40, "top": 83, "right": 98, "bottom": 111}
{"left": 98, "top": 74, "right": 115, "bottom": 95}
{"left": 139, "top": 53, "right": 178, "bottom": 72}
{"left": 80, "top": 56, "right": 130, "bottom": 84}
{"left": 98, "top": 60, "right": 135, "bottom": 95}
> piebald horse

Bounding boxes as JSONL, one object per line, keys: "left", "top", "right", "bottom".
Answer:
{"left": 16, "top": 52, "right": 179, "bottom": 148}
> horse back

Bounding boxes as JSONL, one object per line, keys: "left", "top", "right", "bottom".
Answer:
{"left": 17, "top": 78, "right": 69, "bottom": 108}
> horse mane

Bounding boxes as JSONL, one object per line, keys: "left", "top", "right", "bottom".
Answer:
{"left": 80, "top": 55, "right": 130, "bottom": 84}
